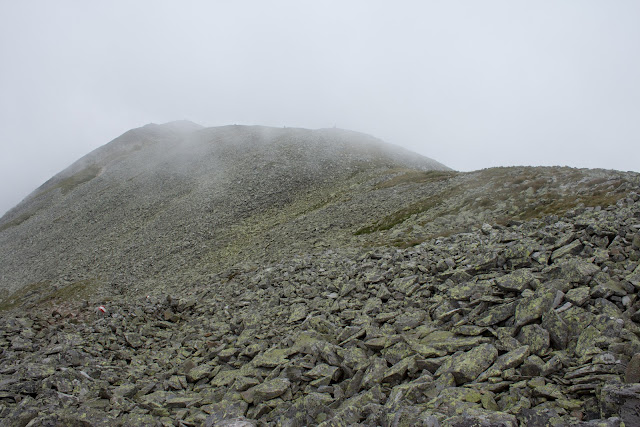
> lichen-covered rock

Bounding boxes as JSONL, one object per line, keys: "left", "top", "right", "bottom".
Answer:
{"left": 436, "top": 344, "right": 498, "bottom": 385}
{"left": 565, "top": 286, "right": 591, "bottom": 306}
{"left": 517, "top": 324, "right": 550, "bottom": 356}
{"left": 186, "top": 363, "right": 215, "bottom": 383}
{"left": 495, "top": 269, "right": 537, "bottom": 293}
{"left": 474, "top": 301, "right": 518, "bottom": 327}
{"left": 443, "top": 409, "right": 518, "bottom": 427}
{"left": 477, "top": 346, "right": 530, "bottom": 382}
{"left": 514, "top": 287, "right": 557, "bottom": 327}
{"left": 245, "top": 377, "right": 290, "bottom": 404}
{"left": 625, "top": 353, "right": 640, "bottom": 383}
{"left": 600, "top": 383, "right": 640, "bottom": 425}
{"left": 542, "top": 309, "right": 569, "bottom": 350}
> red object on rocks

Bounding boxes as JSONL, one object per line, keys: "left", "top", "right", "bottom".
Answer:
{"left": 97, "top": 306, "right": 106, "bottom": 313}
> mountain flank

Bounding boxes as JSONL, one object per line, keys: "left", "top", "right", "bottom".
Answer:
{"left": 1, "top": 122, "right": 640, "bottom": 425}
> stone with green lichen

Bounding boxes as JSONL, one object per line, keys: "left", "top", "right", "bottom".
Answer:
{"left": 211, "top": 369, "right": 243, "bottom": 387}
{"left": 381, "top": 356, "right": 414, "bottom": 384}
{"left": 542, "top": 309, "right": 569, "bottom": 350}
{"left": 477, "top": 345, "right": 530, "bottom": 382}
{"left": 288, "top": 304, "right": 308, "bottom": 323}
{"left": 217, "top": 347, "right": 239, "bottom": 361}
{"left": 304, "top": 392, "right": 334, "bottom": 422}
{"left": 167, "top": 375, "right": 187, "bottom": 390}
{"left": 427, "top": 387, "right": 485, "bottom": 415}
{"left": 393, "top": 310, "right": 426, "bottom": 330}
{"left": 495, "top": 269, "right": 537, "bottom": 293}
{"left": 514, "top": 287, "right": 556, "bottom": 327}
{"left": 443, "top": 408, "right": 517, "bottom": 426}
{"left": 575, "top": 325, "right": 603, "bottom": 358}
{"left": 232, "top": 375, "right": 260, "bottom": 392}
{"left": 166, "top": 395, "right": 200, "bottom": 408}
{"left": 565, "top": 286, "right": 591, "bottom": 306}
{"left": 435, "top": 343, "right": 498, "bottom": 385}
{"left": 202, "top": 400, "right": 250, "bottom": 426}
{"left": 112, "top": 383, "right": 137, "bottom": 398}
{"left": 520, "top": 354, "right": 546, "bottom": 377}
{"left": 124, "top": 332, "right": 143, "bottom": 348}
{"left": 474, "top": 301, "right": 518, "bottom": 327}
{"left": 546, "top": 258, "right": 601, "bottom": 285}
{"left": 626, "top": 264, "right": 640, "bottom": 288}
{"left": 390, "top": 275, "right": 419, "bottom": 295}
{"left": 305, "top": 363, "right": 341, "bottom": 382}
{"left": 551, "top": 239, "right": 584, "bottom": 261}
{"left": 361, "top": 357, "right": 388, "bottom": 389}
{"left": 448, "top": 280, "right": 486, "bottom": 301}
{"left": 517, "top": 324, "right": 550, "bottom": 356}
{"left": 321, "top": 384, "right": 385, "bottom": 426}
{"left": 245, "top": 377, "right": 290, "bottom": 404}
{"left": 187, "top": 363, "right": 215, "bottom": 382}
{"left": 430, "top": 335, "right": 492, "bottom": 353}
{"left": 381, "top": 341, "right": 414, "bottom": 364}
{"left": 341, "top": 345, "right": 370, "bottom": 371}
{"left": 251, "top": 347, "right": 294, "bottom": 368}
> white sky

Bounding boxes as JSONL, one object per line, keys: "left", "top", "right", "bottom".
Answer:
{"left": 1, "top": 1, "right": 639, "bottom": 216}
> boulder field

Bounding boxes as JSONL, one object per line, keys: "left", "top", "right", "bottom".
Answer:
{"left": 2, "top": 193, "right": 640, "bottom": 426}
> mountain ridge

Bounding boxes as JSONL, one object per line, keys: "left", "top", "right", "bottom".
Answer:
{"left": 1, "top": 123, "right": 640, "bottom": 425}
{"left": 0, "top": 122, "right": 449, "bottom": 297}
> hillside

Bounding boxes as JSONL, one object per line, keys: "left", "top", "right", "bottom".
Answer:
{"left": 1, "top": 122, "right": 640, "bottom": 426}
{"left": 0, "top": 122, "right": 448, "bottom": 299}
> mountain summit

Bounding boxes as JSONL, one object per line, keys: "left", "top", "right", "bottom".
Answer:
{"left": 0, "top": 122, "right": 448, "bottom": 296}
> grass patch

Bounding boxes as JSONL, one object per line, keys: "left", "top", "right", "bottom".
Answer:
{"left": 0, "top": 211, "right": 35, "bottom": 233}
{"left": 57, "top": 165, "right": 102, "bottom": 195}
{"left": 0, "top": 281, "right": 50, "bottom": 311}
{"left": 375, "top": 170, "right": 458, "bottom": 190}
{"left": 515, "top": 191, "right": 625, "bottom": 221}
{"left": 355, "top": 196, "right": 444, "bottom": 235}
{"left": 0, "top": 279, "right": 97, "bottom": 312}
{"left": 33, "top": 164, "right": 102, "bottom": 199}
{"left": 360, "top": 167, "right": 633, "bottom": 248}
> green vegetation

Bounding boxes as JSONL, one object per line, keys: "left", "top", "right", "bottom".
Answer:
{"left": 354, "top": 170, "right": 459, "bottom": 235}
{"left": 355, "top": 196, "right": 443, "bottom": 235}
{"left": 357, "top": 167, "right": 633, "bottom": 248}
{"left": 57, "top": 165, "right": 102, "bottom": 195}
{"left": 0, "top": 279, "right": 97, "bottom": 312}
{"left": 32, "top": 164, "right": 102, "bottom": 199}
{"left": 511, "top": 192, "right": 626, "bottom": 222}
{"left": 0, "top": 165, "right": 103, "bottom": 233}
{"left": 375, "top": 170, "right": 458, "bottom": 189}
{"left": 0, "top": 211, "right": 34, "bottom": 233}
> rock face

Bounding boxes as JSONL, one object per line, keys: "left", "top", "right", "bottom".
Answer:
{"left": 1, "top": 122, "right": 640, "bottom": 425}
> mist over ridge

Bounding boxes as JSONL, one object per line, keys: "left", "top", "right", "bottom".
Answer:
{"left": 0, "top": 121, "right": 449, "bottom": 296}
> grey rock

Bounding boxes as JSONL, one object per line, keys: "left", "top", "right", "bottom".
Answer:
{"left": 186, "top": 363, "right": 214, "bottom": 383}
{"left": 246, "top": 377, "right": 290, "bottom": 404}
{"left": 494, "top": 269, "right": 537, "bottom": 293}
{"left": 625, "top": 353, "right": 640, "bottom": 383}
{"left": 517, "top": 324, "right": 550, "bottom": 356}
{"left": 436, "top": 343, "right": 498, "bottom": 385}
{"left": 600, "top": 383, "right": 640, "bottom": 425}
{"left": 542, "top": 309, "right": 569, "bottom": 350}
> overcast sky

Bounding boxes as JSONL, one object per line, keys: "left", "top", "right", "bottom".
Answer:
{"left": 1, "top": 1, "right": 639, "bottom": 216}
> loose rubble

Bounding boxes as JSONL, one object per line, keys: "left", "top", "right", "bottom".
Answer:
{"left": 2, "top": 192, "right": 640, "bottom": 426}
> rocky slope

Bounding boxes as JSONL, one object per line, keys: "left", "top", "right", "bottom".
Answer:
{"left": 2, "top": 191, "right": 640, "bottom": 426}
{"left": 0, "top": 121, "right": 448, "bottom": 298}
{"left": 1, "top": 122, "right": 640, "bottom": 426}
